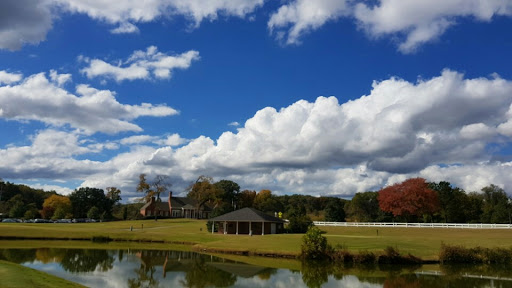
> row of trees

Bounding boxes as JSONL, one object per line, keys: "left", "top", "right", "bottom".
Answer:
{"left": 170, "top": 175, "right": 512, "bottom": 225}
{"left": 3, "top": 175, "right": 510, "bottom": 225}
{"left": 0, "top": 179, "right": 121, "bottom": 221}
{"left": 347, "top": 178, "right": 511, "bottom": 224}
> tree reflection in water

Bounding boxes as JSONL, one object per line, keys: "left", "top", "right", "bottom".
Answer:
{"left": 180, "top": 257, "right": 237, "bottom": 288}
{"left": 60, "top": 249, "right": 114, "bottom": 272}
{"left": 3, "top": 247, "right": 512, "bottom": 287}
{"left": 299, "top": 260, "right": 512, "bottom": 288}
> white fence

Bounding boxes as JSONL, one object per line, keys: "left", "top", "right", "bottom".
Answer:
{"left": 313, "top": 221, "right": 512, "bottom": 229}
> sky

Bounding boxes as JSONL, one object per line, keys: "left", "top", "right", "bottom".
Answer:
{"left": 1, "top": 0, "right": 512, "bottom": 201}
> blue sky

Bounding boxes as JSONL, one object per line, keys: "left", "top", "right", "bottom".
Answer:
{"left": 1, "top": 0, "right": 512, "bottom": 201}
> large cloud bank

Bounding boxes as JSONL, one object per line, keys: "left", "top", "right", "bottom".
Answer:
{"left": 1, "top": 0, "right": 511, "bottom": 52}
{"left": 3, "top": 70, "right": 511, "bottom": 198}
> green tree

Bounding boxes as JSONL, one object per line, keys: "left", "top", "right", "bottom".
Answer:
{"left": 53, "top": 206, "right": 69, "bottom": 219}
{"left": 214, "top": 179, "right": 240, "bottom": 212}
{"left": 0, "top": 178, "right": 5, "bottom": 202}
{"left": 345, "top": 192, "right": 383, "bottom": 222}
{"left": 7, "top": 194, "right": 25, "bottom": 218}
{"left": 69, "top": 187, "right": 110, "bottom": 218}
{"left": 23, "top": 203, "right": 40, "bottom": 219}
{"left": 238, "top": 190, "right": 256, "bottom": 208}
{"left": 105, "top": 187, "right": 122, "bottom": 219}
{"left": 466, "top": 192, "right": 484, "bottom": 223}
{"left": 87, "top": 206, "right": 100, "bottom": 219}
{"left": 287, "top": 205, "right": 313, "bottom": 233}
{"left": 300, "top": 226, "right": 330, "bottom": 260}
{"left": 254, "top": 190, "right": 283, "bottom": 213}
{"left": 324, "top": 198, "right": 346, "bottom": 222}
{"left": 429, "top": 181, "right": 468, "bottom": 223}
{"left": 481, "top": 184, "right": 510, "bottom": 223}
{"left": 187, "top": 176, "right": 224, "bottom": 218}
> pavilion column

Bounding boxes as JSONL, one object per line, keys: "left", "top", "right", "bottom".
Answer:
{"left": 223, "top": 221, "right": 227, "bottom": 234}
{"left": 212, "top": 221, "right": 215, "bottom": 234}
{"left": 236, "top": 221, "right": 239, "bottom": 235}
{"left": 249, "top": 222, "right": 252, "bottom": 235}
{"left": 262, "top": 221, "right": 264, "bottom": 235}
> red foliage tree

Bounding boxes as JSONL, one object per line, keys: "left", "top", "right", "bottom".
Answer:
{"left": 378, "top": 178, "right": 439, "bottom": 221}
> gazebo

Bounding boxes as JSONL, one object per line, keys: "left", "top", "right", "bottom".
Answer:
{"left": 210, "top": 207, "right": 286, "bottom": 235}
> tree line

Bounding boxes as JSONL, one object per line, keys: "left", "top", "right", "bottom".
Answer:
{"left": 2, "top": 175, "right": 510, "bottom": 226}
{"left": 0, "top": 179, "right": 121, "bottom": 221}
{"left": 347, "top": 178, "right": 511, "bottom": 224}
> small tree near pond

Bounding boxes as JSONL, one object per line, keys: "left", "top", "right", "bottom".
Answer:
{"left": 300, "top": 226, "right": 331, "bottom": 260}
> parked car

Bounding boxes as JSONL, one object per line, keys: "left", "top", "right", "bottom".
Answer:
{"left": 55, "top": 219, "right": 72, "bottom": 223}
{"left": 34, "top": 218, "right": 51, "bottom": 223}
{"left": 2, "top": 218, "right": 17, "bottom": 223}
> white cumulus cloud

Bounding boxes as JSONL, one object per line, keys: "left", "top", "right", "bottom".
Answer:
{"left": 81, "top": 46, "right": 200, "bottom": 82}
{"left": 268, "top": 0, "right": 351, "bottom": 45}
{"left": 55, "top": 0, "right": 264, "bottom": 31}
{"left": 0, "top": 71, "right": 179, "bottom": 134}
{"left": 269, "top": 0, "right": 512, "bottom": 52}
{"left": 0, "top": 70, "right": 23, "bottom": 84}
{"left": 354, "top": 0, "right": 512, "bottom": 53}
{"left": 78, "top": 70, "right": 512, "bottom": 198}
{"left": 5, "top": 70, "right": 512, "bottom": 198}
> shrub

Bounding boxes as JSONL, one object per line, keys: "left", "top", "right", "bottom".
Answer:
{"left": 331, "top": 249, "right": 354, "bottom": 263}
{"left": 440, "top": 244, "right": 482, "bottom": 264}
{"left": 353, "top": 250, "right": 376, "bottom": 264}
{"left": 300, "top": 226, "right": 330, "bottom": 260}
{"left": 378, "top": 246, "right": 422, "bottom": 264}
{"left": 484, "top": 247, "right": 512, "bottom": 264}
{"left": 439, "top": 244, "right": 512, "bottom": 264}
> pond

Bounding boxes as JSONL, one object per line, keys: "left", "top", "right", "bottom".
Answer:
{"left": 1, "top": 247, "right": 512, "bottom": 288}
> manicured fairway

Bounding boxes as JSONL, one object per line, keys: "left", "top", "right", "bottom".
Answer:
{"left": 2, "top": 219, "right": 512, "bottom": 260}
{"left": 320, "top": 226, "right": 512, "bottom": 260}
{"left": 0, "top": 260, "right": 86, "bottom": 288}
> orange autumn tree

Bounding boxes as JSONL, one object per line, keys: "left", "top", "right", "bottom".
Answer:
{"left": 378, "top": 178, "right": 439, "bottom": 222}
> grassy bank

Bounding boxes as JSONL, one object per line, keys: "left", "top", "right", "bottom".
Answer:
{"left": 0, "top": 260, "right": 86, "bottom": 288}
{"left": 2, "top": 219, "right": 512, "bottom": 261}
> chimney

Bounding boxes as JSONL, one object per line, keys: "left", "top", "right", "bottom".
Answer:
{"left": 168, "top": 191, "right": 173, "bottom": 216}
{"left": 151, "top": 196, "right": 155, "bottom": 203}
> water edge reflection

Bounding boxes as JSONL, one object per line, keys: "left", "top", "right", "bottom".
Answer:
{"left": 1, "top": 247, "right": 512, "bottom": 287}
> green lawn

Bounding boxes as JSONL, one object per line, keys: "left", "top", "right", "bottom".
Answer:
{"left": 321, "top": 226, "right": 512, "bottom": 260}
{"left": 2, "top": 220, "right": 512, "bottom": 261}
{"left": 0, "top": 260, "right": 86, "bottom": 288}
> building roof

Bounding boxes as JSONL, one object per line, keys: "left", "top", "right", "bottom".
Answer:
{"left": 141, "top": 195, "right": 212, "bottom": 212}
{"left": 170, "top": 197, "right": 212, "bottom": 211}
{"left": 210, "top": 207, "right": 285, "bottom": 223}
{"left": 140, "top": 199, "right": 169, "bottom": 211}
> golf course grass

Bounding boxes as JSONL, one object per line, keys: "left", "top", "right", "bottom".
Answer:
{"left": 0, "top": 260, "right": 86, "bottom": 288}
{"left": 1, "top": 219, "right": 512, "bottom": 261}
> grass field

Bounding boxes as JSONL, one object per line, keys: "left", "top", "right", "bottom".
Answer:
{"left": 0, "top": 260, "right": 86, "bottom": 288}
{"left": 1, "top": 219, "right": 512, "bottom": 261}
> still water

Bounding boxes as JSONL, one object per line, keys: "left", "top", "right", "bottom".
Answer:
{"left": 1, "top": 247, "right": 512, "bottom": 288}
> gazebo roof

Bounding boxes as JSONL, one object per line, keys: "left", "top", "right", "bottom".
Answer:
{"left": 210, "top": 207, "right": 285, "bottom": 223}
